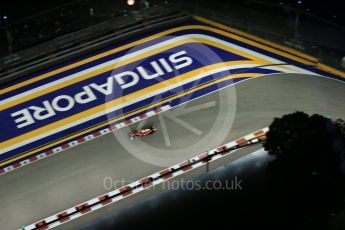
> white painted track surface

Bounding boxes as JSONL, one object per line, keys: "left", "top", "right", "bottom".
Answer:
{"left": 0, "top": 74, "right": 345, "bottom": 230}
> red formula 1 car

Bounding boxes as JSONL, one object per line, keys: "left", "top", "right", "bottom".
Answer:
{"left": 129, "top": 126, "right": 157, "bottom": 140}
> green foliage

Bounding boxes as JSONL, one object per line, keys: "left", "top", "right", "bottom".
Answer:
{"left": 263, "top": 112, "right": 345, "bottom": 217}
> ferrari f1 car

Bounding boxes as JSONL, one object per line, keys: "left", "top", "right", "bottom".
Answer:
{"left": 129, "top": 126, "right": 157, "bottom": 140}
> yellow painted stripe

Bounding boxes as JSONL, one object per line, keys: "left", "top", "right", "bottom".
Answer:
{"left": 1, "top": 60, "right": 266, "bottom": 150}
{"left": 0, "top": 25, "right": 201, "bottom": 94}
{"left": 0, "top": 72, "right": 260, "bottom": 167}
{"left": 193, "top": 16, "right": 318, "bottom": 63}
{"left": 1, "top": 37, "right": 269, "bottom": 110}
{"left": 201, "top": 26, "right": 317, "bottom": 66}
{"left": 194, "top": 16, "right": 345, "bottom": 79}
{"left": 316, "top": 63, "right": 345, "bottom": 79}
{"left": 2, "top": 22, "right": 331, "bottom": 96}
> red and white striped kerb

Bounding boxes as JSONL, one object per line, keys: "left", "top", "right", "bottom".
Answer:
{"left": 22, "top": 127, "right": 269, "bottom": 230}
{"left": 1, "top": 105, "right": 172, "bottom": 176}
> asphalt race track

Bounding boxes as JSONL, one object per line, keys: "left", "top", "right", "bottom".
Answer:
{"left": 0, "top": 73, "right": 344, "bottom": 230}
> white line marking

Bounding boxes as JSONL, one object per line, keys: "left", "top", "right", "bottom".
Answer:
{"left": 1, "top": 63, "right": 266, "bottom": 154}
{"left": 2, "top": 33, "right": 289, "bottom": 104}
